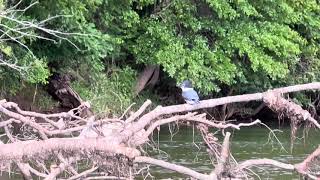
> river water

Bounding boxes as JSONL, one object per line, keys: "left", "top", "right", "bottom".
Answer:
{"left": 146, "top": 123, "right": 319, "bottom": 179}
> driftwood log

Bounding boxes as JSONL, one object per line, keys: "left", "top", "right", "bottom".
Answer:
{"left": 0, "top": 83, "right": 320, "bottom": 179}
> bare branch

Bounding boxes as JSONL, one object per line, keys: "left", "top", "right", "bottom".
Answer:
{"left": 67, "top": 166, "right": 98, "bottom": 180}
{"left": 295, "top": 146, "right": 320, "bottom": 174}
{"left": 126, "top": 100, "right": 152, "bottom": 123}
{"left": 144, "top": 113, "right": 197, "bottom": 137}
{"left": 134, "top": 156, "right": 212, "bottom": 180}
{"left": 119, "top": 83, "right": 320, "bottom": 142}
{"left": 0, "top": 1, "right": 94, "bottom": 73}
{"left": 84, "top": 176, "right": 127, "bottom": 180}
{"left": 306, "top": 116, "right": 320, "bottom": 129}
{"left": 120, "top": 103, "right": 136, "bottom": 120}
{"left": 0, "top": 118, "right": 20, "bottom": 128}
{"left": 45, "top": 163, "right": 68, "bottom": 180}
{"left": 0, "top": 138, "right": 140, "bottom": 161}
{"left": 4, "top": 126, "right": 33, "bottom": 180}
{"left": 212, "top": 132, "right": 231, "bottom": 177}
{"left": 236, "top": 159, "right": 294, "bottom": 171}
{"left": 24, "top": 164, "right": 48, "bottom": 178}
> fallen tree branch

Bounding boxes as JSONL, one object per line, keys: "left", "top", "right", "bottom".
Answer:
{"left": 0, "top": 82, "right": 320, "bottom": 179}
{"left": 67, "top": 166, "right": 98, "bottom": 180}
{"left": 120, "top": 103, "right": 136, "bottom": 120}
{"left": 213, "top": 132, "right": 231, "bottom": 177}
{"left": 1, "top": 100, "right": 87, "bottom": 121}
{"left": 0, "top": 138, "right": 140, "bottom": 161}
{"left": 126, "top": 100, "right": 152, "bottom": 123}
{"left": 295, "top": 146, "right": 320, "bottom": 174}
{"left": 24, "top": 164, "right": 48, "bottom": 178}
{"left": 0, "top": 103, "right": 52, "bottom": 138}
{"left": 263, "top": 91, "right": 320, "bottom": 151}
{"left": 84, "top": 176, "right": 126, "bottom": 180}
{"left": 45, "top": 163, "right": 67, "bottom": 180}
{"left": 4, "top": 126, "right": 33, "bottom": 180}
{"left": 235, "top": 146, "right": 320, "bottom": 179}
{"left": 144, "top": 113, "right": 197, "bottom": 137}
{"left": 120, "top": 82, "right": 320, "bottom": 142}
{"left": 134, "top": 156, "right": 212, "bottom": 180}
{"left": 136, "top": 115, "right": 261, "bottom": 146}
{"left": 0, "top": 118, "right": 20, "bottom": 128}
{"left": 305, "top": 116, "right": 320, "bottom": 129}
{"left": 236, "top": 159, "right": 294, "bottom": 171}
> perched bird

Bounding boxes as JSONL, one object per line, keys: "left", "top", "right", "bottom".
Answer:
{"left": 179, "top": 80, "right": 200, "bottom": 105}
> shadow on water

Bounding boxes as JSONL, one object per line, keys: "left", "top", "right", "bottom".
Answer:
{"left": 146, "top": 123, "right": 319, "bottom": 179}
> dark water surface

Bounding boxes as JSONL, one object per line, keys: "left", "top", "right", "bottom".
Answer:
{"left": 146, "top": 124, "right": 319, "bottom": 179}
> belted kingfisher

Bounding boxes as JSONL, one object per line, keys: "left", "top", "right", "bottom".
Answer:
{"left": 179, "top": 80, "right": 200, "bottom": 105}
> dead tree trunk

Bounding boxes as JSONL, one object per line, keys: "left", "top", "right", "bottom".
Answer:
{"left": 0, "top": 83, "right": 320, "bottom": 179}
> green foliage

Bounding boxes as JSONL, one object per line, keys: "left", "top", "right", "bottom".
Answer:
{"left": 0, "top": 72, "right": 21, "bottom": 96}
{"left": 130, "top": 0, "right": 320, "bottom": 94}
{"left": 72, "top": 66, "right": 137, "bottom": 116}
{"left": 25, "top": 58, "right": 50, "bottom": 84}
{"left": 1, "top": 0, "right": 320, "bottom": 112}
{"left": 22, "top": 0, "right": 121, "bottom": 72}
{"left": 0, "top": 0, "right": 3, "bottom": 10}
{"left": 0, "top": 45, "right": 12, "bottom": 56}
{"left": 33, "top": 93, "right": 58, "bottom": 111}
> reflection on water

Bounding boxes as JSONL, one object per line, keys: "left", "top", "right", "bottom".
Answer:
{"left": 147, "top": 124, "right": 319, "bottom": 179}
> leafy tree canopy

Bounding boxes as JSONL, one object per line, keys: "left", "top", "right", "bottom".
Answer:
{"left": 131, "top": 0, "right": 320, "bottom": 93}
{"left": 0, "top": 0, "right": 319, "bottom": 110}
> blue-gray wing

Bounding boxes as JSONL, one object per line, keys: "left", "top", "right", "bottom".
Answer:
{"left": 182, "top": 89, "right": 199, "bottom": 103}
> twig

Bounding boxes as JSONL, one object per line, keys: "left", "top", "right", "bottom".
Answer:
{"left": 45, "top": 162, "right": 69, "bottom": 180}
{"left": 141, "top": 115, "right": 261, "bottom": 143}
{"left": 134, "top": 156, "right": 212, "bottom": 180}
{"left": 0, "top": 104, "right": 50, "bottom": 138}
{"left": 120, "top": 103, "right": 136, "bottom": 120}
{"left": 84, "top": 176, "right": 126, "bottom": 180}
{"left": 0, "top": 118, "right": 20, "bottom": 128}
{"left": 25, "top": 164, "right": 48, "bottom": 178}
{"left": 126, "top": 100, "right": 151, "bottom": 123}
{"left": 67, "top": 166, "right": 98, "bottom": 180}
{"left": 144, "top": 113, "right": 197, "bottom": 137}
{"left": 236, "top": 159, "right": 294, "bottom": 171}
